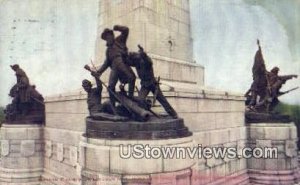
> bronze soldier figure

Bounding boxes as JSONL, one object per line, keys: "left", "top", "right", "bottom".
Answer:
{"left": 128, "top": 45, "right": 178, "bottom": 118}
{"left": 82, "top": 76, "right": 103, "bottom": 115}
{"left": 245, "top": 40, "right": 298, "bottom": 114}
{"left": 95, "top": 25, "right": 136, "bottom": 108}
{"left": 82, "top": 66, "right": 115, "bottom": 116}
{"left": 267, "top": 66, "right": 298, "bottom": 111}
{"left": 267, "top": 66, "right": 298, "bottom": 98}
{"left": 5, "top": 64, "right": 45, "bottom": 124}
{"left": 84, "top": 64, "right": 149, "bottom": 121}
{"left": 10, "top": 64, "right": 31, "bottom": 105}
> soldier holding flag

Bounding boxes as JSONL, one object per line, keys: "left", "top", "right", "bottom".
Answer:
{"left": 245, "top": 40, "right": 298, "bottom": 112}
{"left": 248, "top": 40, "right": 269, "bottom": 106}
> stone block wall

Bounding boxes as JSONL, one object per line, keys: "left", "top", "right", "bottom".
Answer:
{"left": 162, "top": 90, "right": 248, "bottom": 185}
{"left": 41, "top": 127, "right": 82, "bottom": 185}
{"left": 247, "top": 123, "right": 300, "bottom": 185}
{"left": 41, "top": 92, "right": 89, "bottom": 185}
{"left": 150, "top": 54, "right": 204, "bottom": 85}
{"left": 80, "top": 136, "right": 195, "bottom": 185}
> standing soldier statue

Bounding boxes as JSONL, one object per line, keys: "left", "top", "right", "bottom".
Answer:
{"left": 128, "top": 45, "right": 178, "bottom": 118}
{"left": 94, "top": 25, "right": 136, "bottom": 109}
{"left": 266, "top": 66, "right": 298, "bottom": 111}
{"left": 267, "top": 67, "right": 298, "bottom": 98}
{"left": 247, "top": 40, "right": 269, "bottom": 107}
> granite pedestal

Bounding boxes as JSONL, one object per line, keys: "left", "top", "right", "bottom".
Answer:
{"left": 0, "top": 124, "right": 44, "bottom": 185}
{"left": 80, "top": 135, "right": 195, "bottom": 185}
{"left": 247, "top": 122, "right": 299, "bottom": 185}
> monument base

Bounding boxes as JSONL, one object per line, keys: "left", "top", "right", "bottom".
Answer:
{"left": 79, "top": 135, "right": 195, "bottom": 185}
{"left": 44, "top": 81, "right": 248, "bottom": 185}
{"left": 0, "top": 124, "right": 44, "bottom": 185}
{"left": 247, "top": 122, "right": 300, "bottom": 185}
{"left": 85, "top": 116, "right": 192, "bottom": 140}
{"left": 245, "top": 111, "right": 292, "bottom": 124}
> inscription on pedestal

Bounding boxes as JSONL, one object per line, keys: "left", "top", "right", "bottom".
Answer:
{"left": 1, "top": 140, "right": 9, "bottom": 156}
{"left": 76, "top": 163, "right": 82, "bottom": 176}
{"left": 21, "top": 140, "right": 35, "bottom": 157}
{"left": 69, "top": 146, "right": 78, "bottom": 167}
{"left": 57, "top": 143, "right": 64, "bottom": 162}
{"left": 285, "top": 140, "right": 297, "bottom": 157}
{"left": 45, "top": 140, "right": 52, "bottom": 157}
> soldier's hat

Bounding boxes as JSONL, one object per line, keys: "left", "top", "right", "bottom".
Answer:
{"left": 101, "top": 28, "right": 114, "bottom": 40}
{"left": 82, "top": 79, "right": 92, "bottom": 86}
{"left": 271, "top": 66, "right": 279, "bottom": 73}
{"left": 10, "top": 64, "right": 19, "bottom": 70}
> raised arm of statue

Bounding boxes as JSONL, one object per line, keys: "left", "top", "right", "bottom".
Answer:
{"left": 278, "top": 74, "right": 298, "bottom": 82}
{"left": 113, "top": 25, "right": 129, "bottom": 43}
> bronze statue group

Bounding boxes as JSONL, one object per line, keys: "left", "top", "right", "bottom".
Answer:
{"left": 245, "top": 40, "right": 298, "bottom": 114}
{"left": 5, "top": 64, "right": 45, "bottom": 123}
{"left": 4, "top": 26, "right": 299, "bottom": 124}
{"left": 82, "top": 25, "right": 178, "bottom": 122}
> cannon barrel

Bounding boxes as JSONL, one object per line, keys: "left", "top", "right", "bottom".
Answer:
{"left": 114, "top": 92, "right": 151, "bottom": 121}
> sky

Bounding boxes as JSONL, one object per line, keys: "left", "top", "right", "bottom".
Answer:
{"left": 0, "top": 0, "right": 299, "bottom": 105}
{"left": 0, "top": 0, "right": 99, "bottom": 105}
